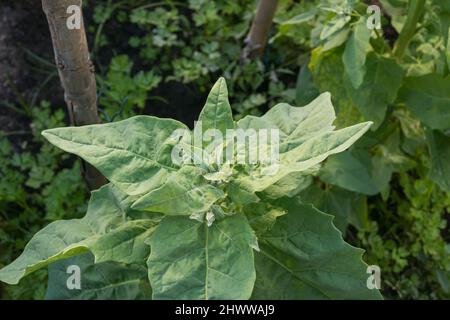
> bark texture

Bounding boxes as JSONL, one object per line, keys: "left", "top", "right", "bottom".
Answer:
{"left": 42, "top": 0, "right": 107, "bottom": 190}
{"left": 241, "top": 0, "right": 278, "bottom": 60}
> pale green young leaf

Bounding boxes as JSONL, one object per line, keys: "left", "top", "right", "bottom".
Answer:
{"left": 231, "top": 122, "right": 372, "bottom": 202}
{"left": 194, "top": 77, "right": 235, "bottom": 145}
{"left": 277, "top": 9, "right": 317, "bottom": 36}
{"left": 238, "top": 92, "right": 336, "bottom": 153}
{"left": 281, "top": 122, "right": 373, "bottom": 168}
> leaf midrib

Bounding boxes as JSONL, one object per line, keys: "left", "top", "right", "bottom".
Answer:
{"left": 45, "top": 132, "right": 176, "bottom": 171}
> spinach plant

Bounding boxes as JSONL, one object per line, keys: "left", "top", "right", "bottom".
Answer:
{"left": 0, "top": 78, "right": 382, "bottom": 300}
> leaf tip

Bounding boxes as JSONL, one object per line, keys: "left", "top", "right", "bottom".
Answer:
{"left": 41, "top": 128, "right": 60, "bottom": 140}
{"left": 364, "top": 121, "right": 374, "bottom": 129}
{"left": 322, "top": 91, "right": 332, "bottom": 99}
{"left": 41, "top": 129, "right": 51, "bottom": 138}
{"left": 213, "top": 77, "right": 228, "bottom": 91}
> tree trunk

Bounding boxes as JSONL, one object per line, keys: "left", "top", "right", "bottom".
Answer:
{"left": 241, "top": 0, "right": 278, "bottom": 61}
{"left": 42, "top": 0, "right": 107, "bottom": 190}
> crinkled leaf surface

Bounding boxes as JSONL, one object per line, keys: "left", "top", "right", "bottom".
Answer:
{"left": 231, "top": 93, "right": 371, "bottom": 203}
{"left": 46, "top": 253, "right": 151, "bottom": 300}
{"left": 251, "top": 199, "right": 382, "bottom": 300}
{"left": 42, "top": 116, "right": 188, "bottom": 195}
{"left": 131, "top": 166, "right": 224, "bottom": 215}
{"left": 238, "top": 92, "right": 336, "bottom": 153}
{"left": 232, "top": 121, "right": 372, "bottom": 200}
{"left": 147, "top": 214, "right": 256, "bottom": 300}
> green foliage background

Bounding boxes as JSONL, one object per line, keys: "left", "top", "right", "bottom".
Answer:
{"left": 0, "top": 0, "right": 449, "bottom": 299}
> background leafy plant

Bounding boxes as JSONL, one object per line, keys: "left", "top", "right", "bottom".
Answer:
{"left": 273, "top": 0, "right": 450, "bottom": 299}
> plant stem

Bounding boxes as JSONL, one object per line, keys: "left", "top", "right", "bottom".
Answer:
{"left": 241, "top": 0, "right": 278, "bottom": 60}
{"left": 393, "top": 0, "right": 426, "bottom": 59}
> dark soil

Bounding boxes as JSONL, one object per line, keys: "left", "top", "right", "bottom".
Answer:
{"left": 0, "top": 1, "right": 61, "bottom": 103}
{"left": 0, "top": 1, "right": 65, "bottom": 150}
{"left": 147, "top": 81, "right": 206, "bottom": 129}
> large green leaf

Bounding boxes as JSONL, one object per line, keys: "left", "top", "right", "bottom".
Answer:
{"left": 309, "top": 49, "right": 365, "bottom": 129}
{"left": 42, "top": 116, "right": 188, "bottom": 195}
{"left": 0, "top": 184, "right": 159, "bottom": 285}
{"left": 295, "top": 61, "right": 320, "bottom": 106}
{"left": 251, "top": 199, "right": 382, "bottom": 299}
{"left": 299, "top": 184, "right": 369, "bottom": 232}
{"left": 348, "top": 53, "right": 405, "bottom": 129}
{"left": 243, "top": 202, "right": 286, "bottom": 236}
{"left": 0, "top": 220, "right": 91, "bottom": 285}
{"left": 233, "top": 93, "right": 370, "bottom": 200}
{"left": 46, "top": 253, "right": 152, "bottom": 300}
{"left": 426, "top": 129, "right": 450, "bottom": 192}
{"left": 147, "top": 214, "right": 256, "bottom": 300}
{"left": 342, "top": 18, "right": 372, "bottom": 89}
{"left": 319, "top": 151, "right": 379, "bottom": 196}
{"left": 131, "top": 166, "right": 224, "bottom": 215}
{"left": 89, "top": 219, "right": 157, "bottom": 265}
{"left": 399, "top": 74, "right": 450, "bottom": 130}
